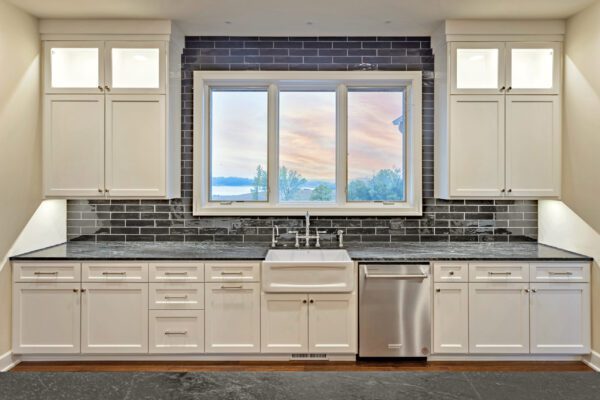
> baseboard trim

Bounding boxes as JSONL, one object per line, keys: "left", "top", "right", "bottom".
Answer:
{"left": 0, "top": 351, "right": 20, "bottom": 372}
{"left": 428, "top": 354, "right": 583, "bottom": 362}
{"left": 19, "top": 354, "right": 357, "bottom": 362}
{"left": 582, "top": 351, "right": 600, "bottom": 372}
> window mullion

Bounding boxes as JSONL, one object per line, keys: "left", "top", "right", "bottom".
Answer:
{"left": 336, "top": 84, "right": 348, "bottom": 207}
{"left": 267, "top": 83, "right": 279, "bottom": 207}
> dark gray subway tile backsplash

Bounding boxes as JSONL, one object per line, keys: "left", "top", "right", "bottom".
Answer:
{"left": 66, "top": 36, "right": 537, "bottom": 243}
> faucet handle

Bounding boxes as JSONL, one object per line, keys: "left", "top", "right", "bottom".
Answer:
{"left": 337, "top": 230, "right": 344, "bottom": 248}
{"left": 288, "top": 231, "right": 300, "bottom": 248}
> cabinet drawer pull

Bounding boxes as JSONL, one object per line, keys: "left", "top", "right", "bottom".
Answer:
{"left": 164, "top": 295, "right": 188, "bottom": 300}
{"left": 220, "top": 271, "right": 243, "bottom": 275}
{"left": 102, "top": 272, "right": 127, "bottom": 276}
{"left": 164, "top": 272, "right": 189, "bottom": 276}
{"left": 164, "top": 330, "right": 187, "bottom": 335}
{"left": 33, "top": 271, "right": 59, "bottom": 275}
{"left": 448, "top": 271, "right": 455, "bottom": 276}
{"left": 220, "top": 285, "right": 243, "bottom": 289}
{"left": 548, "top": 271, "right": 573, "bottom": 276}
{"left": 488, "top": 271, "right": 512, "bottom": 276}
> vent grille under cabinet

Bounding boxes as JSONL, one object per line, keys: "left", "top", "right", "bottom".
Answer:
{"left": 290, "top": 353, "right": 328, "bottom": 360}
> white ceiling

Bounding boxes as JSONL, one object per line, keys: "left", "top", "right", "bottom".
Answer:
{"left": 8, "top": 0, "right": 596, "bottom": 36}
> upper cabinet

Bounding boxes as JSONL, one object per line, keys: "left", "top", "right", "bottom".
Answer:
{"left": 41, "top": 21, "right": 181, "bottom": 199}
{"left": 451, "top": 42, "right": 561, "bottom": 95}
{"left": 434, "top": 20, "right": 564, "bottom": 199}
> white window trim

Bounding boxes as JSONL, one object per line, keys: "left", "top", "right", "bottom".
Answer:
{"left": 193, "top": 71, "right": 422, "bottom": 216}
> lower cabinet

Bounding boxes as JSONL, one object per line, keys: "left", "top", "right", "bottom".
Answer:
{"left": 261, "top": 292, "right": 357, "bottom": 354}
{"left": 469, "top": 283, "right": 530, "bottom": 354}
{"left": 433, "top": 283, "right": 468, "bottom": 354}
{"left": 13, "top": 283, "right": 81, "bottom": 354}
{"left": 205, "top": 282, "right": 260, "bottom": 353}
{"left": 81, "top": 282, "right": 148, "bottom": 354}
{"left": 530, "top": 283, "right": 590, "bottom": 354}
{"left": 149, "top": 310, "right": 205, "bottom": 354}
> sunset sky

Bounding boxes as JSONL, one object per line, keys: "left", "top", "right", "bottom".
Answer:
{"left": 210, "top": 88, "right": 405, "bottom": 181}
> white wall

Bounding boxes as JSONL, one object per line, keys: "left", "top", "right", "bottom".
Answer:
{"left": 0, "top": 0, "right": 65, "bottom": 356}
{"left": 538, "top": 0, "right": 600, "bottom": 354}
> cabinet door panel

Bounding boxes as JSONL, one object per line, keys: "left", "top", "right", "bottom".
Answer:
{"left": 105, "top": 41, "right": 166, "bottom": 94}
{"left": 81, "top": 282, "right": 148, "bottom": 353}
{"left": 13, "top": 283, "right": 80, "bottom": 354}
{"left": 149, "top": 310, "right": 204, "bottom": 354}
{"left": 433, "top": 283, "right": 468, "bottom": 354}
{"left": 506, "top": 95, "right": 560, "bottom": 197}
{"left": 449, "top": 95, "right": 505, "bottom": 197}
{"left": 205, "top": 283, "right": 260, "bottom": 353}
{"left": 44, "top": 95, "right": 105, "bottom": 197}
{"left": 507, "top": 42, "right": 561, "bottom": 95}
{"left": 308, "top": 293, "right": 357, "bottom": 354}
{"left": 261, "top": 293, "right": 308, "bottom": 353}
{"left": 44, "top": 41, "right": 104, "bottom": 94}
{"left": 469, "top": 283, "right": 529, "bottom": 354}
{"left": 530, "top": 283, "right": 590, "bottom": 354}
{"left": 451, "top": 42, "right": 505, "bottom": 95}
{"left": 105, "top": 95, "right": 166, "bottom": 197}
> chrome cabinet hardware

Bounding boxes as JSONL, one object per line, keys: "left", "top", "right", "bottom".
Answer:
{"left": 524, "top": 288, "right": 530, "bottom": 293}
{"left": 500, "top": 86, "right": 506, "bottom": 91}
{"left": 220, "top": 285, "right": 243, "bottom": 289}
{"left": 34, "top": 271, "right": 58, "bottom": 275}
{"left": 364, "top": 266, "right": 427, "bottom": 279}
{"left": 104, "top": 85, "right": 111, "bottom": 91}
{"left": 488, "top": 271, "right": 512, "bottom": 276}
{"left": 164, "top": 330, "right": 187, "bottom": 335}
{"left": 102, "top": 271, "right": 126, "bottom": 276}
{"left": 531, "top": 289, "right": 537, "bottom": 293}
{"left": 98, "top": 85, "right": 103, "bottom": 92}
{"left": 548, "top": 271, "right": 573, "bottom": 276}
{"left": 164, "top": 271, "right": 188, "bottom": 276}
{"left": 164, "top": 295, "right": 188, "bottom": 300}
{"left": 220, "top": 271, "right": 243, "bottom": 275}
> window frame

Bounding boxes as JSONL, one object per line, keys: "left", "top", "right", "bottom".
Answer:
{"left": 193, "top": 71, "right": 422, "bottom": 216}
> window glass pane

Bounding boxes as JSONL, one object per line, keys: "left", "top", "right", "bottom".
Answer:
{"left": 511, "top": 48, "right": 554, "bottom": 89}
{"left": 112, "top": 48, "right": 160, "bottom": 88}
{"left": 279, "top": 91, "right": 336, "bottom": 203}
{"left": 210, "top": 89, "right": 268, "bottom": 201}
{"left": 51, "top": 48, "right": 99, "bottom": 88}
{"left": 347, "top": 88, "right": 406, "bottom": 202}
{"left": 456, "top": 48, "right": 499, "bottom": 89}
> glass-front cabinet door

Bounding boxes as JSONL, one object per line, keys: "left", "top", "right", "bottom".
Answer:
{"left": 105, "top": 41, "right": 166, "bottom": 94}
{"left": 44, "top": 41, "right": 104, "bottom": 94}
{"left": 506, "top": 42, "right": 561, "bottom": 94}
{"left": 451, "top": 42, "right": 505, "bottom": 95}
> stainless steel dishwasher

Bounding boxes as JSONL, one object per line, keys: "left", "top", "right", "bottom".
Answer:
{"left": 359, "top": 264, "right": 431, "bottom": 357}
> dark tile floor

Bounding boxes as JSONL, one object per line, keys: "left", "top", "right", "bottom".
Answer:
{"left": 0, "top": 371, "right": 599, "bottom": 400}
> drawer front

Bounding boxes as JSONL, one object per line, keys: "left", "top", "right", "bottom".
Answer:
{"left": 149, "top": 310, "right": 204, "bottom": 354}
{"left": 149, "top": 283, "right": 205, "bottom": 310}
{"left": 433, "top": 262, "right": 468, "bottom": 282}
{"left": 149, "top": 262, "right": 204, "bottom": 283}
{"left": 469, "top": 263, "right": 529, "bottom": 282}
{"left": 205, "top": 262, "right": 260, "bottom": 283}
{"left": 531, "top": 263, "right": 590, "bottom": 283}
{"left": 82, "top": 262, "right": 148, "bottom": 282}
{"left": 13, "top": 262, "right": 81, "bottom": 283}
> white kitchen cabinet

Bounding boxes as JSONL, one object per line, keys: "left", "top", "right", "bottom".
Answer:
{"left": 308, "top": 293, "right": 357, "bottom": 354}
{"left": 433, "top": 283, "right": 468, "bottom": 354}
{"left": 106, "top": 41, "right": 166, "bottom": 94}
{"left": 469, "top": 283, "right": 530, "bottom": 354}
{"left": 13, "top": 283, "right": 81, "bottom": 354}
{"left": 506, "top": 42, "right": 561, "bottom": 95}
{"left": 43, "top": 95, "right": 105, "bottom": 197}
{"left": 205, "top": 282, "right": 261, "bottom": 353}
{"left": 81, "top": 282, "right": 148, "bottom": 354}
{"left": 505, "top": 95, "right": 561, "bottom": 197}
{"left": 261, "top": 293, "right": 309, "bottom": 353}
{"left": 449, "top": 95, "right": 505, "bottom": 197}
{"left": 44, "top": 41, "right": 104, "bottom": 94}
{"left": 149, "top": 310, "right": 204, "bottom": 354}
{"left": 451, "top": 42, "right": 505, "bottom": 95}
{"left": 105, "top": 95, "right": 166, "bottom": 197}
{"left": 530, "top": 283, "right": 590, "bottom": 354}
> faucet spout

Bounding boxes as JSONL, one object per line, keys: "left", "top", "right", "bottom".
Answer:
{"left": 304, "top": 211, "right": 311, "bottom": 247}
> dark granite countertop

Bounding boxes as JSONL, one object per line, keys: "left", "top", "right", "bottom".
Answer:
{"left": 10, "top": 241, "right": 592, "bottom": 262}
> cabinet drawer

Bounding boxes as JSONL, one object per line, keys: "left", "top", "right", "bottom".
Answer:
{"left": 469, "top": 263, "right": 529, "bottom": 282}
{"left": 205, "top": 262, "right": 260, "bottom": 283}
{"left": 13, "top": 262, "right": 81, "bottom": 283}
{"left": 531, "top": 263, "right": 590, "bottom": 283}
{"left": 149, "top": 262, "right": 204, "bottom": 283}
{"left": 82, "top": 262, "right": 148, "bottom": 282}
{"left": 149, "top": 310, "right": 204, "bottom": 354}
{"left": 149, "top": 283, "right": 204, "bottom": 310}
{"left": 433, "top": 262, "right": 468, "bottom": 282}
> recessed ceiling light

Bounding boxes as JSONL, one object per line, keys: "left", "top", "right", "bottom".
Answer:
{"left": 306, "top": 21, "right": 313, "bottom": 25}
{"left": 225, "top": 21, "right": 232, "bottom": 24}
{"left": 384, "top": 20, "right": 392, "bottom": 24}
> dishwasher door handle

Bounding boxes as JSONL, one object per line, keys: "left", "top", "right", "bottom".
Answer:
{"left": 363, "top": 265, "right": 428, "bottom": 279}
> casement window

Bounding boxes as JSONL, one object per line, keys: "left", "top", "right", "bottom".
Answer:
{"left": 193, "top": 71, "right": 422, "bottom": 216}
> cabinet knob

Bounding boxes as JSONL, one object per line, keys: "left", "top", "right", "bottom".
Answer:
{"left": 81, "top": 289, "right": 86, "bottom": 293}
{"left": 507, "top": 189, "right": 512, "bottom": 193}
{"left": 309, "top": 299, "right": 314, "bottom": 304}
{"left": 436, "top": 289, "right": 441, "bottom": 292}
{"left": 104, "top": 85, "right": 111, "bottom": 92}
{"left": 302, "top": 300, "right": 307, "bottom": 304}
{"left": 507, "top": 86, "right": 512, "bottom": 92}
{"left": 500, "top": 86, "right": 506, "bottom": 92}
{"left": 98, "top": 85, "right": 104, "bottom": 92}
{"left": 449, "top": 271, "right": 455, "bottom": 276}
{"left": 73, "top": 289, "right": 78, "bottom": 293}
{"left": 501, "top": 189, "right": 506, "bottom": 193}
